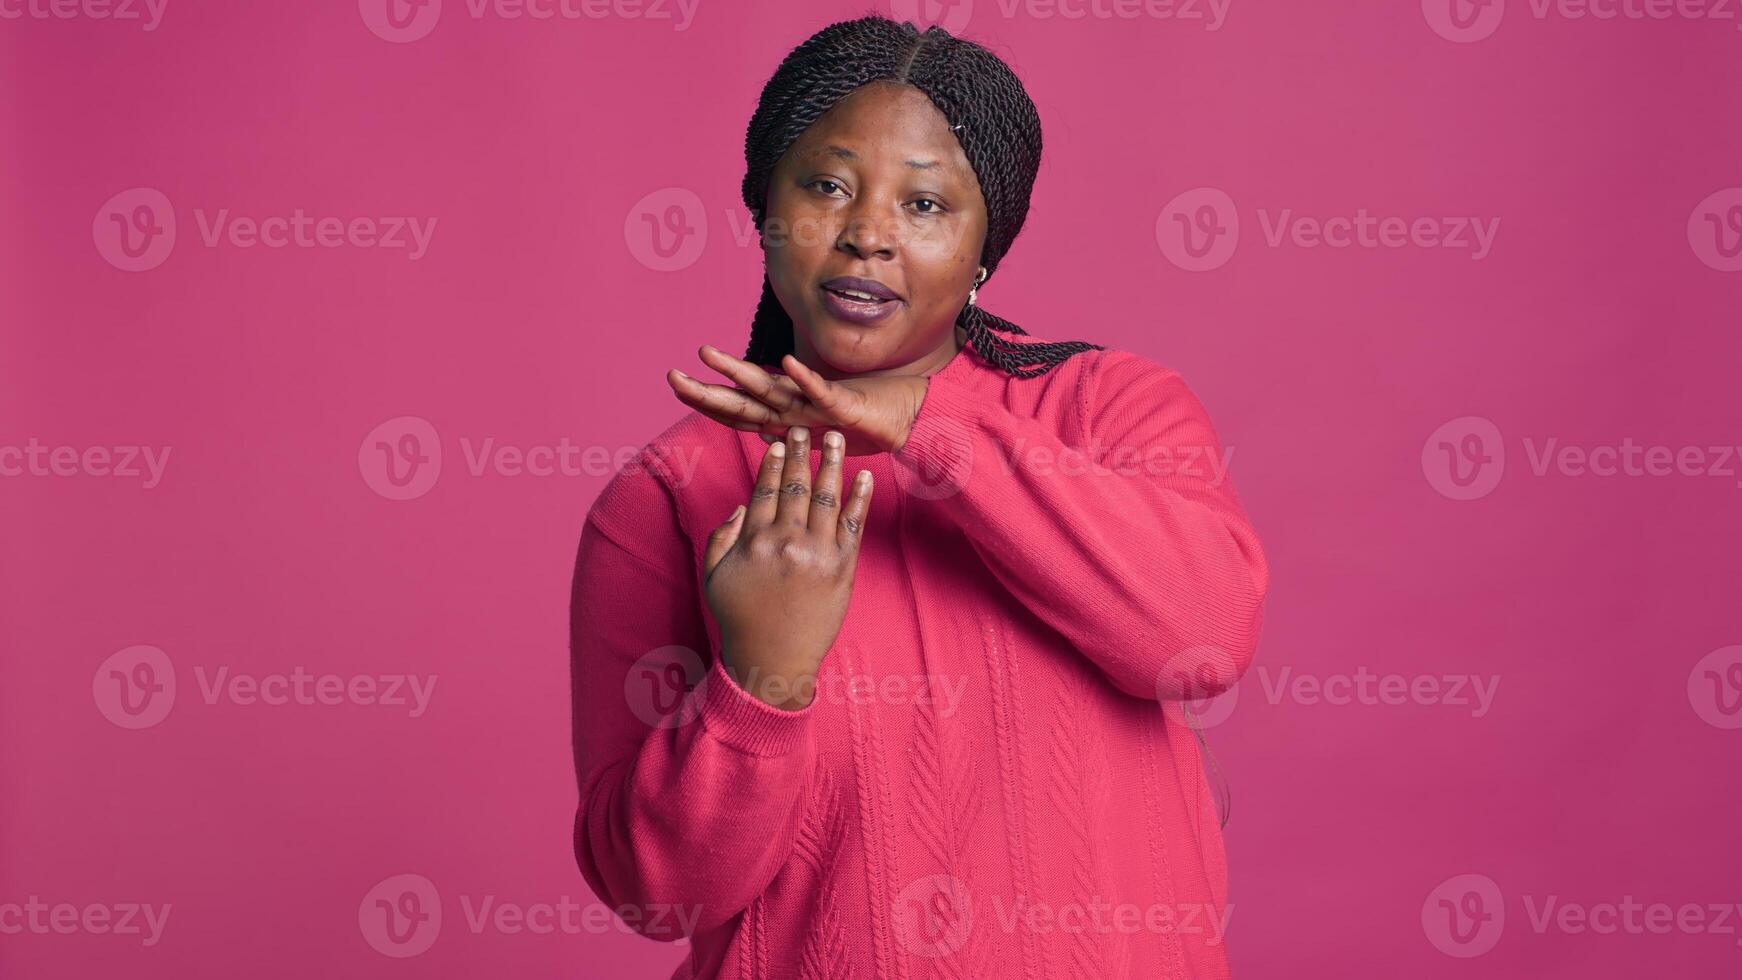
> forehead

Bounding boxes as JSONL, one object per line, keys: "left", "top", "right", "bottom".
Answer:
{"left": 786, "top": 82, "right": 973, "bottom": 178}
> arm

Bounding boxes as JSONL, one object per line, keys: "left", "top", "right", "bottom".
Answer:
{"left": 895, "top": 349, "right": 1269, "bottom": 701}
{"left": 569, "top": 453, "right": 817, "bottom": 940}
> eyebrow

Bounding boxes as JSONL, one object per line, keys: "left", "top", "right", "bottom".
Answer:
{"left": 814, "top": 144, "right": 940, "bottom": 171}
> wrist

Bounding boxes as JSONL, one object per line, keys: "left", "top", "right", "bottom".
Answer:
{"left": 890, "top": 376, "right": 929, "bottom": 455}
{"left": 720, "top": 647, "right": 820, "bottom": 711}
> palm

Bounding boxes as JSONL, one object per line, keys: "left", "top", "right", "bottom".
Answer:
{"left": 667, "top": 346, "right": 924, "bottom": 456}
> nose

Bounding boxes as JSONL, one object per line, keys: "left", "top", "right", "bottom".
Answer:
{"left": 834, "top": 201, "right": 897, "bottom": 260}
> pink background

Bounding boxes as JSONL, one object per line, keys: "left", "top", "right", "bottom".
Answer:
{"left": 4, "top": 0, "right": 1741, "bottom": 976}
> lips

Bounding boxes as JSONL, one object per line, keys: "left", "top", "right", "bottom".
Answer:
{"left": 820, "top": 276, "right": 901, "bottom": 303}
{"left": 818, "top": 276, "right": 902, "bottom": 325}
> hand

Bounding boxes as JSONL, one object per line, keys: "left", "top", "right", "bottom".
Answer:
{"left": 668, "top": 345, "right": 928, "bottom": 456}
{"left": 701, "top": 425, "right": 875, "bottom": 710}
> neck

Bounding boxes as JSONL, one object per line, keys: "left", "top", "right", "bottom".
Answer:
{"left": 796, "top": 324, "right": 967, "bottom": 381}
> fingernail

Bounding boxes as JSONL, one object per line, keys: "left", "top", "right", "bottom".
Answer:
{"left": 732, "top": 504, "right": 745, "bottom": 520}
{"left": 825, "top": 430, "right": 843, "bottom": 449}
{"left": 771, "top": 442, "right": 785, "bottom": 457}
{"left": 673, "top": 370, "right": 689, "bottom": 380}
{"left": 791, "top": 425, "right": 809, "bottom": 441}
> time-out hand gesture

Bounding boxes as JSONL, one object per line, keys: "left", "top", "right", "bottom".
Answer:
{"left": 669, "top": 345, "right": 927, "bottom": 456}
{"left": 702, "top": 424, "right": 875, "bottom": 710}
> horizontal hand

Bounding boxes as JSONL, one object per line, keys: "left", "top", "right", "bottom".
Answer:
{"left": 667, "top": 345, "right": 927, "bottom": 456}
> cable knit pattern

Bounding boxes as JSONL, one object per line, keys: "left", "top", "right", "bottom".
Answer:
{"left": 981, "top": 616, "right": 1043, "bottom": 980}
{"left": 570, "top": 335, "right": 1268, "bottom": 979}
{"left": 904, "top": 664, "right": 992, "bottom": 979}
{"left": 796, "top": 767, "right": 855, "bottom": 980}
{"left": 1045, "top": 666, "right": 1127, "bottom": 978}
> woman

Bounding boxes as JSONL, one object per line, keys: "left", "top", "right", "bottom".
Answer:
{"left": 571, "top": 14, "right": 1269, "bottom": 978}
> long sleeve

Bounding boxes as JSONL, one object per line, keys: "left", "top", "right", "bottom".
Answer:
{"left": 569, "top": 452, "right": 817, "bottom": 940}
{"left": 895, "top": 349, "right": 1269, "bottom": 701}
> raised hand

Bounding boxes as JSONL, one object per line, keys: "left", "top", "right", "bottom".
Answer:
{"left": 668, "top": 345, "right": 928, "bottom": 456}
{"left": 701, "top": 424, "right": 875, "bottom": 710}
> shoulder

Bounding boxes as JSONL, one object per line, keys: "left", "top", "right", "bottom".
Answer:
{"left": 964, "top": 328, "right": 1190, "bottom": 424}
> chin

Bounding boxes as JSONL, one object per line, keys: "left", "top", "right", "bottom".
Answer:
{"left": 804, "top": 320, "right": 905, "bottom": 373}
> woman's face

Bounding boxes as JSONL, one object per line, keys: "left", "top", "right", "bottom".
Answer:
{"left": 761, "top": 81, "right": 989, "bottom": 379}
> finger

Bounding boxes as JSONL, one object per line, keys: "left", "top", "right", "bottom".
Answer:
{"left": 808, "top": 430, "right": 845, "bottom": 533}
{"left": 836, "top": 469, "right": 873, "bottom": 551}
{"left": 746, "top": 439, "right": 785, "bottom": 528}
{"left": 700, "top": 345, "right": 801, "bottom": 413}
{"left": 774, "top": 425, "right": 813, "bottom": 528}
{"left": 703, "top": 505, "right": 746, "bottom": 577}
{"left": 781, "top": 354, "right": 852, "bottom": 417}
{"left": 668, "top": 370, "right": 780, "bottom": 427}
{"left": 690, "top": 402, "right": 765, "bottom": 434}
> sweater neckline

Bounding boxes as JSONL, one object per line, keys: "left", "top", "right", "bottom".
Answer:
{"left": 924, "top": 326, "right": 982, "bottom": 387}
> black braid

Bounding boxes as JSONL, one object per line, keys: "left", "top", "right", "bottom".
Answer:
{"left": 741, "top": 14, "right": 1102, "bottom": 378}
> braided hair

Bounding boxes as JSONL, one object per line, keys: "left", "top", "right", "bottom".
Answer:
{"left": 740, "top": 14, "right": 1102, "bottom": 379}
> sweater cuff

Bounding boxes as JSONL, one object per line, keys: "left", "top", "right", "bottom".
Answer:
{"left": 699, "top": 653, "right": 816, "bottom": 758}
{"left": 895, "top": 369, "right": 983, "bottom": 493}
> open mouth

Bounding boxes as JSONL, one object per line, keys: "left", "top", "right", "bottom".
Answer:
{"left": 820, "top": 285, "right": 900, "bottom": 323}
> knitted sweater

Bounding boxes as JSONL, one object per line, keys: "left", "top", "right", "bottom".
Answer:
{"left": 569, "top": 334, "right": 1270, "bottom": 979}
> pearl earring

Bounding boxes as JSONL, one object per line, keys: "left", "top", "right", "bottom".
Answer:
{"left": 967, "top": 267, "right": 988, "bottom": 307}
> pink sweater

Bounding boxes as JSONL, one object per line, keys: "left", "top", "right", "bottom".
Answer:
{"left": 570, "top": 333, "right": 1269, "bottom": 979}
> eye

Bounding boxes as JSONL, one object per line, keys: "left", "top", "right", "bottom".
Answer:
{"left": 807, "top": 179, "right": 846, "bottom": 196}
{"left": 911, "top": 198, "right": 944, "bottom": 215}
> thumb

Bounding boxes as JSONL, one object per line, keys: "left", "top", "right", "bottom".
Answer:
{"left": 703, "top": 504, "right": 746, "bottom": 576}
